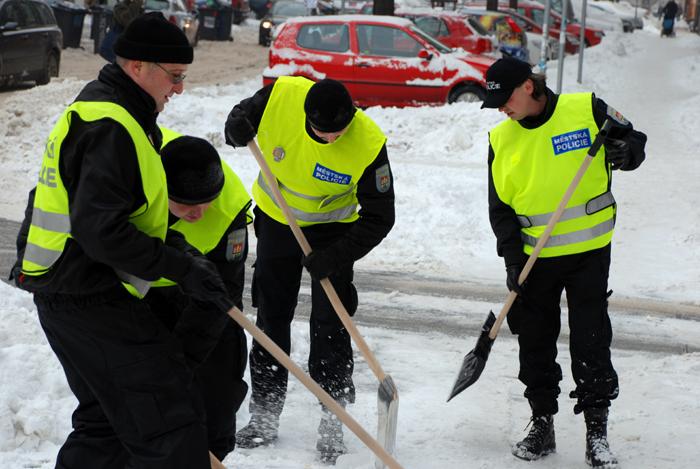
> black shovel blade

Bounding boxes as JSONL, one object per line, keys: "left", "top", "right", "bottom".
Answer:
{"left": 447, "top": 311, "right": 497, "bottom": 402}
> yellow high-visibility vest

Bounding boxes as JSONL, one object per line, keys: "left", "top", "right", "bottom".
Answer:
{"left": 22, "top": 101, "right": 169, "bottom": 297}
{"left": 490, "top": 93, "right": 615, "bottom": 257}
{"left": 254, "top": 76, "right": 386, "bottom": 227}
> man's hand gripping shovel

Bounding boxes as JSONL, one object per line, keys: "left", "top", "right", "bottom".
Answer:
{"left": 447, "top": 120, "right": 613, "bottom": 401}
{"left": 246, "top": 140, "right": 401, "bottom": 469}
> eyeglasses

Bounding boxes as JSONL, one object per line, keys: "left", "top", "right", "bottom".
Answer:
{"left": 154, "top": 62, "right": 186, "bottom": 84}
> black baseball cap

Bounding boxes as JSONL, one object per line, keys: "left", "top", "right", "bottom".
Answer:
{"left": 481, "top": 57, "right": 533, "bottom": 109}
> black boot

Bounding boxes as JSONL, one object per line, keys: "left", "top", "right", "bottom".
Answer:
{"left": 585, "top": 408, "right": 618, "bottom": 468}
{"left": 512, "top": 415, "right": 556, "bottom": 461}
{"left": 235, "top": 413, "right": 279, "bottom": 449}
{"left": 317, "top": 410, "right": 346, "bottom": 465}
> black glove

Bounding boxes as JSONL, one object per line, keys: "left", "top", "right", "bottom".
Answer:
{"left": 302, "top": 250, "right": 338, "bottom": 281}
{"left": 224, "top": 115, "right": 255, "bottom": 147}
{"left": 604, "top": 137, "right": 630, "bottom": 170}
{"left": 179, "top": 256, "right": 233, "bottom": 312}
{"left": 506, "top": 263, "right": 525, "bottom": 296}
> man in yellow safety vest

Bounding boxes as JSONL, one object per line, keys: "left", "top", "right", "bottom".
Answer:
{"left": 482, "top": 57, "right": 647, "bottom": 468}
{"left": 12, "top": 13, "right": 230, "bottom": 469}
{"left": 224, "top": 77, "right": 395, "bottom": 463}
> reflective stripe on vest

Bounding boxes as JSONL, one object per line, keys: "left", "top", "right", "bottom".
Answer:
{"left": 490, "top": 93, "right": 615, "bottom": 257}
{"left": 254, "top": 76, "right": 386, "bottom": 227}
{"left": 152, "top": 128, "right": 252, "bottom": 288}
{"left": 256, "top": 173, "right": 358, "bottom": 223}
{"left": 22, "top": 101, "right": 169, "bottom": 298}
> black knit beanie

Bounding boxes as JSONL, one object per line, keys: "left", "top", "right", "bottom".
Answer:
{"left": 161, "top": 136, "right": 224, "bottom": 205}
{"left": 304, "top": 79, "right": 356, "bottom": 132}
{"left": 114, "top": 12, "right": 193, "bottom": 64}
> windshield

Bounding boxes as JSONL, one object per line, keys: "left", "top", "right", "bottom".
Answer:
{"left": 273, "top": 2, "right": 308, "bottom": 16}
{"left": 409, "top": 25, "right": 452, "bottom": 53}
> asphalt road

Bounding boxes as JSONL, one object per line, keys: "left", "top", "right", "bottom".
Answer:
{"left": 1, "top": 216, "right": 698, "bottom": 356}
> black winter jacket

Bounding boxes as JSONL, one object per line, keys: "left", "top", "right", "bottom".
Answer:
{"left": 224, "top": 83, "right": 395, "bottom": 267}
{"left": 13, "top": 64, "right": 194, "bottom": 296}
{"left": 487, "top": 88, "right": 648, "bottom": 267}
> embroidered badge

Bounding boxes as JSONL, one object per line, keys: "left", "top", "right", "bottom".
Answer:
{"left": 375, "top": 164, "right": 391, "bottom": 193}
{"left": 225, "top": 228, "right": 246, "bottom": 262}
{"left": 551, "top": 128, "right": 591, "bottom": 156}
{"left": 312, "top": 163, "right": 351, "bottom": 185}
{"left": 273, "top": 146, "right": 285, "bottom": 162}
{"left": 606, "top": 104, "right": 629, "bottom": 126}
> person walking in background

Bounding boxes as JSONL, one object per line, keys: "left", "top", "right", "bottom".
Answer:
{"left": 224, "top": 76, "right": 395, "bottom": 464}
{"left": 146, "top": 132, "right": 253, "bottom": 462}
{"left": 481, "top": 57, "right": 647, "bottom": 468}
{"left": 661, "top": 0, "right": 679, "bottom": 36}
{"left": 11, "top": 13, "right": 231, "bottom": 469}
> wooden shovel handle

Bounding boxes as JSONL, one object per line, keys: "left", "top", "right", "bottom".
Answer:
{"left": 489, "top": 120, "right": 612, "bottom": 340}
{"left": 226, "top": 306, "right": 404, "bottom": 469}
{"left": 247, "top": 140, "right": 389, "bottom": 384}
{"left": 209, "top": 451, "right": 226, "bottom": 469}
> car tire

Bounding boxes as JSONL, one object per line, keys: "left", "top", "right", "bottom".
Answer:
{"left": 37, "top": 51, "right": 59, "bottom": 86}
{"left": 448, "top": 83, "right": 485, "bottom": 104}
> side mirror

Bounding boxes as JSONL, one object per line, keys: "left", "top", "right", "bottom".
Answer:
{"left": 418, "top": 49, "right": 433, "bottom": 61}
{"left": 0, "top": 21, "right": 19, "bottom": 33}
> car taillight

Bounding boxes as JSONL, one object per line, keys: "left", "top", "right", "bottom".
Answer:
{"left": 169, "top": 15, "right": 177, "bottom": 25}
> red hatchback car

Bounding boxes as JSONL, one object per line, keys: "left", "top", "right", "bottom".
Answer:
{"left": 263, "top": 15, "right": 495, "bottom": 107}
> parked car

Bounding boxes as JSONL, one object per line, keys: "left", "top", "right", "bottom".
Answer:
{"left": 0, "top": 0, "right": 62, "bottom": 86}
{"left": 258, "top": 0, "right": 307, "bottom": 46}
{"left": 464, "top": 0, "right": 604, "bottom": 46}
{"left": 586, "top": 0, "right": 644, "bottom": 32}
{"left": 259, "top": 0, "right": 337, "bottom": 46}
{"left": 146, "top": 0, "right": 200, "bottom": 46}
{"left": 263, "top": 15, "right": 495, "bottom": 107}
{"left": 459, "top": 7, "right": 530, "bottom": 62}
{"left": 502, "top": 7, "right": 579, "bottom": 54}
{"left": 396, "top": 9, "right": 495, "bottom": 55}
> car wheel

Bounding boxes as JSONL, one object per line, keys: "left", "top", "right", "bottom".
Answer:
{"left": 448, "top": 84, "right": 485, "bottom": 104}
{"left": 37, "top": 51, "right": 59, "bottom": 86}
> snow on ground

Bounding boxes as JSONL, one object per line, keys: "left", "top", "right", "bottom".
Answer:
{"left": 0, "top": 24, "right": 699, "bottom": 469}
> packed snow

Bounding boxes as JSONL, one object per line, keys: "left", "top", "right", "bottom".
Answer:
{"left": 1, "top": 19, "right": 699, "bottom": 469}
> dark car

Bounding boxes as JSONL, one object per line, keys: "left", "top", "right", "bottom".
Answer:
{"left": 0, "top": 0, "right": 62, "bottom": 86}
{"left": 258, "top": 0, "right": 305, "bottom": 46}
{"left": 249, "top": 0, "right": 271, "bottom": 18}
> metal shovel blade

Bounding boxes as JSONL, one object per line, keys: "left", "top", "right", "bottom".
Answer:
{"left": 374, "top": 375, "right": 399, "bottom": 469}
{"left": 446, "top": 311, "right": 497, "bottom": 402}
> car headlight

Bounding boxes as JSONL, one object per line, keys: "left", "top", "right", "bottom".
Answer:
{"left": 262, "top": 20, "right": 273, "bottom": 30}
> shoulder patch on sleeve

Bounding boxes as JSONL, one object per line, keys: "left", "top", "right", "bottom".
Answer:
{"left": 375, "top": 163, "right": 391, "bottom": 193}
{"left": 225, "top": 228, "right": 247, "bottom": 262}
{"left": 606, "top": 104, "right": 629, "bottom": 126}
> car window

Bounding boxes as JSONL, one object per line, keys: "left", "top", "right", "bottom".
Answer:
{"left": 145, "top": 0, "right": 169, "bottom": 11}
{"left": 273, "top": 1, "right": 307, "bottom": 16}
{"left": 414, "top": 16, "right": 440, "bottom": 37}
{"left": 1, "top": 1, "right": 27, "bottom": 26}
{"left": 24, "top": 1, "right": 45, "bottom": 27}
{"left": 296, "top": 24, "right": 349, "bottom": 53}
{"left": 33, "top": 1, "right": 56, "bottom": 25}
{"left": 357, "top": 24, "right": 423, "bottom": 58}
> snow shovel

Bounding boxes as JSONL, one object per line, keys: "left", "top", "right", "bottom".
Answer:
{"left": 447, "top": 119, "right": 613, "bottom": 402}
{"left": 223, "top": 304, "right": 405, "bottom": 469}
{"left": 247, "top": 140, "right": 399, "bottom": 468}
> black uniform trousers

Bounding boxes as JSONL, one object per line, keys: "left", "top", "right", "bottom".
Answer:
{"left": 146, "top": 288, "right": 248, "bottom": 462}
{"left": 248, "top": 208, "right": 358, "bottom": 418}
{"left": 506, "top": 244, "right": 619, "bottom": 416}
{"left": 35, "top": 290, "right": 211, "bottom": 469}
